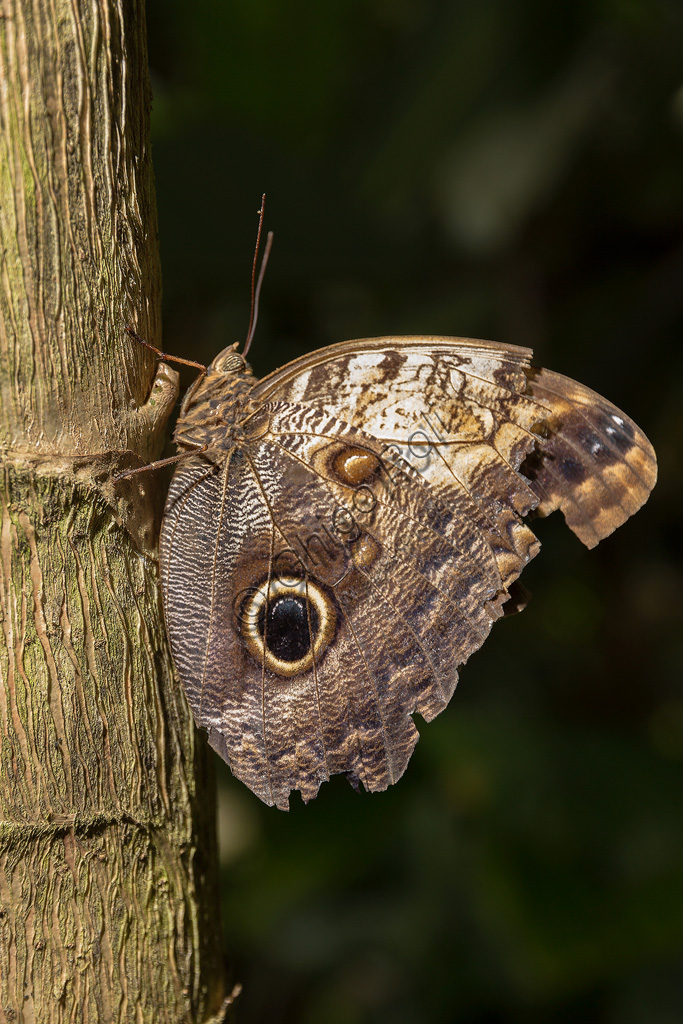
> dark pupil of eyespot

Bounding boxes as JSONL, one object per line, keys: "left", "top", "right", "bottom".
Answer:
{"left": 258, "top": 596, "right": 319, "bottom": 663}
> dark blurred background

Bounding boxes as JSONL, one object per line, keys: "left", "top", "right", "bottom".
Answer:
{"left": 144, "top": 1, "right": 683, "bottom": 1021}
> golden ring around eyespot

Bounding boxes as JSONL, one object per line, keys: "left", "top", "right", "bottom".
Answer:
{"left": 240, "top": 577, "right": 337, "bottom": 678}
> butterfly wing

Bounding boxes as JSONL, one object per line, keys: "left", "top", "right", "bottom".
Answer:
{"left": 161, "top": 337, "right": 656, "bottom": 809}
{"left": 521, "top": 366, "right": 657, "bottom": 547}
{"left": 254, "top": 336, "right": 657, "bottom": 550}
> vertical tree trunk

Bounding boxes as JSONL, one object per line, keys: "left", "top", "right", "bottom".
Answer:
{"left": 0, "top": 1, "right": 228, "bottom": 1020}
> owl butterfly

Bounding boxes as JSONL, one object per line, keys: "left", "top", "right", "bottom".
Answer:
{"left": 153, "top": 331, "right": 657, "bottom": 810}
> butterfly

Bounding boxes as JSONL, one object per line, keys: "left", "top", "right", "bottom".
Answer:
{"left": 154, "top": 332, "right": 657, "bottom": 810}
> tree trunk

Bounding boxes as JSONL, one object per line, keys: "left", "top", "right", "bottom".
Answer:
{"left": 0, "top": 1, "right": 229, "bottom": 1020}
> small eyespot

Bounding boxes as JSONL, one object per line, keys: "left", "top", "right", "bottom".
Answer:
{"left": 350, "top": 533, "right": 382, "bottom": 570}
{"left": 332, "top": 447, "right": 380, "bottom": 487}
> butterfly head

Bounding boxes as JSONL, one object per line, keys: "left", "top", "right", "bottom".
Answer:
{"left": 210, "top": 342, "right": 249, "bottom": 376}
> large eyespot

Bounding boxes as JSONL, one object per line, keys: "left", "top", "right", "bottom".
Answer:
{"left": 238, "top": 578, "right": 336, "bottom": 677}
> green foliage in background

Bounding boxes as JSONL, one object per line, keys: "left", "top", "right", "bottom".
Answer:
{"left": 145, "top": 0, "right": 682, "bottom": 1020}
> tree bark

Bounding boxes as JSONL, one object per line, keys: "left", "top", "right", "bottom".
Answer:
{"left": 0, "top": 1, "right": 228, "bottom": 1021}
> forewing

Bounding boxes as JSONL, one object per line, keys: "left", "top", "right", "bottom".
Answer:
{"left": 254, "top": 336, "right": 656, "bottom": 554}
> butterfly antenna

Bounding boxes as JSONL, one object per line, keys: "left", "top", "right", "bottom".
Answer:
{"left": 243, "top": 195, "right": 273, "bottom": 358}
{"left": 244, "top": 231, "right": 273, "bottom": 358}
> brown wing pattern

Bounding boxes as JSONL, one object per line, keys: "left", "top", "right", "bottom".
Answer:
{"left": 256, "top": 339, "right": 545, "bottom": 586}
{"left": 521, "top": 367, "right": 657, "bottom": 547}
{"left": 163, "top": 414, "right": 514, "bottom": 809}
{"left": 160, "top": 336, "right": 657, "bottom": 808}
{"left": 256, "top": 337, "right": 656, "bottom": 554}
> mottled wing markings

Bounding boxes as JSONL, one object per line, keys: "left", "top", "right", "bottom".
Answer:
{"left": 225, "top": 452, "right": 337, "bottom": 807}
{"left": 262, "top": 422, "right": 502, "bottom": 646}
{"left": 522, "top": 368, "right": 657, "bottom": 546}
{"left": 255, "top": 337, "right": 655, "bottom": 550}
{"left": 253, "top": 336, "right": 532, "bottom": 406}
{"left": 210, "top": 404, "right": 525, "bottom": 806}
{"left": 332, "top": 599, "right": 383, "bottom": 790}
{"left": 335, "top": 581, "right": 417, "bottom": 787}
{"left": 235, "top": 429, "right": 469, "bottom": 804}
{"left": 160, "top": 458, "right": 224, "bottom": 716}
{"left": 260, "top": 521, "right": 276, "bottom": 806}
{"left": 181, "top": 438, "right": 377, "bottom": 807}
{"left": 170, "top": 414, "right": 512, "bottom": 807}
{"left": 161, "top": 335, "right": 657, "bottom": 809}
{"left": 260, "top": 342, "right": 546, "bottom": 591}
{"left": 263, "top": 417, "right": 503, "bottom": 610}
{"left": 197, "top": 456, "right": 234, "bottom": 719}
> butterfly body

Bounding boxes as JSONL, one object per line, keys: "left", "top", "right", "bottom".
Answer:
{"left": 171, "top": 347, "right": 258, "bottom": 454}
{"left": 159, "top": 336, "right": 656, "bottom": 809}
